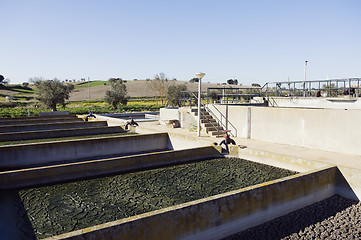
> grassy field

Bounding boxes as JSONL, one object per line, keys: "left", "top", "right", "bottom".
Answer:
{"left": 0, "top": 79, "right": 223, "bottom": 117}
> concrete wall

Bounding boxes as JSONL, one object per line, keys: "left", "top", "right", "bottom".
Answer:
{"left": 0, "top": 146, "right": 222, "bottom": 189}
{"left": 179, "top": 107, "right": 198, "bottom": 130}
{"left": 39, "top": 111, "right": 69, "bottom": 116}
{"left": 45, "top": 166, "right": 337, "bottom": 240}
{"left": 0, "top": 126, "right": 125, "bottom": 142}
{"left": 0, "top": 121, "right": 107, "bottom": 133}
{"left": 208, "top": 104, "right": 361, "bottom": 156}
{"left": 160, "top": 108, "right": 181, "bottom": 121}
{"left": 167, "top": 131, "right": 217, "bottom": 150}
{"left": 207, "top": 104, "right": 249, "bottom": 138}
{"left": 0, "top": 116, "right": 83, "bottom": 126}
{"left": 0, "top": 115, "right": 77, "bottom": 121}
{"left": 228, "top": 144, "right": 361, "bottom": 200}
{"left": 271, "top": 97, "right": 361, "bottom": 109}
{"left": 0, "top": 133, "right": 172, "bottom": 169}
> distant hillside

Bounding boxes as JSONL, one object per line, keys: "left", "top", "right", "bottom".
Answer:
{"left": 69, "top": 80, "right": 232, "bottom": 101}
{"left": 0, "top": 80, "right": 253, "bottom": 103}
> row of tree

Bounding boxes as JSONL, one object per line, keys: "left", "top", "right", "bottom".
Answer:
{"left": 27, "top": 73, "right": 188, "bottom": 111}
{"left": 2, "top": 73, "right": 263, "bottom": 111}
{"left": 105, "top": 73, "right": 187, "bottom": 109}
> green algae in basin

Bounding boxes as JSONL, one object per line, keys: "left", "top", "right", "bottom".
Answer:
{"left": 18, "top": 157, "right": 297, "bottom": 239}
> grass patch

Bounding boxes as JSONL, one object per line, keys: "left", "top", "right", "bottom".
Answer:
{"left": 74, "top": 81, "right": 107, "bottom": 89}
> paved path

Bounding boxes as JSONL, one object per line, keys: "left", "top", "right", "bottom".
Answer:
{"left": 136, "top": 121, "right": 361, "bottom": 171}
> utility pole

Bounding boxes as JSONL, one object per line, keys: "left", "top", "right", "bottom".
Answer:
{"left": 88, "top": 77, "right": 90, "bottom": 99}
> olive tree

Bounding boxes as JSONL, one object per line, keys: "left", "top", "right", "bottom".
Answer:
{"left": 105, "top": 78, "right": 128, "bottom": 109}
{"left": 148, "top": 73, "right": 170, "bottom": 104}
{"left": 166, "top": 84, "right": 187, "bottom": 107}
{"left": 33, "top": 78, "right": 74, "bottom": 111}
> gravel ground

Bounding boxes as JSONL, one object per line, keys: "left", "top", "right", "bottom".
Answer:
{"left": 224, "top": 195, "right": 361, "bottom": 240}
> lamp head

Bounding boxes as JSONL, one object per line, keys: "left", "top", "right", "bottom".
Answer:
{"left": 195, "top": 72, "right": 205, "bottom": 80}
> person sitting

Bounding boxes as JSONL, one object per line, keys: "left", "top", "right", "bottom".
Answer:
{"left": 85, "top": 112, "right": 96, "bottom": 121}
{"left": 125, "top": 117, "right": 139, "bottom": 130}
{"left": 214, "top": 130, "right": 236, "bottom": 153}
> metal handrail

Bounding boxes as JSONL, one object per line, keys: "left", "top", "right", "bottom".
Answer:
{"left": 205, "top": 104, "right": 237, "bottom": 137}
{"left": 188, "top": 92, "right": 224, "bottom": 137}
{"left": 185, "top": 91, "right": 237, "bottom": 137}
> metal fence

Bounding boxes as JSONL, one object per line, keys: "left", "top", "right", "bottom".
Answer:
{"left": 263, "top": 78, "right": 361, "bottom": 98}
{"left": 180, "top": 78, "right": 361, "bottom": 107}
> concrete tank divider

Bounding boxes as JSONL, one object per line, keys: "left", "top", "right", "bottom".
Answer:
{"left": 43, "top": 166, "right": 338, "bottom": 240}
{"left": 0, "top": 146, "right": 222, "bottom": 189}
{"left": 0, "top": 116, "right": 83, "bottom": 126}
{"left": 232, "top": 146, "right": 331, "bottom": 173}
{"left": 232, "top": 145, "right": 361, "bottom": 200}
{"left": 0, "top": 133, "right": 172, "bottom": 169}
{"left": 0, "top": 126, "right": 126, "bottom": 142}
{"left": 0, "top": 121, "right": 108, "bottom": 133}
{"left": 0, "top": 114, "right": 77, "bottom": 122}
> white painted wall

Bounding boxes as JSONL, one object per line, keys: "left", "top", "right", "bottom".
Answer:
{"left": 208, "top": 104, "right": 361, "bottom": 156}
{"left": 206, "top": 104, "right": 249, "bottom": 138}
{"left": 271, "top": 97, "right": 361, "bottom": 109}
{"left": 160, "top": 108, "right": 180, "bottom": 121}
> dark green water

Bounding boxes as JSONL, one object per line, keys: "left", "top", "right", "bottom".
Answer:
{"left": 17, "top": 157, "right": 297, "bottom": 239}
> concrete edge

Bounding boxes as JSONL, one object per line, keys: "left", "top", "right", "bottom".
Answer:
{"left": 0, "top": 132, "right": 169, "bottom": 148}
{"left": 0, "top": 126, "right": 126, "bottom": 142}
{"left": 0, "top": 146, "right": 223, "bottom": 189}
{"left": 43, "top": 166, "right": 338, "bottom": 240}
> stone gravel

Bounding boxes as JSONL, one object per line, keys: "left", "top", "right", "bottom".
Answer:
{"left": 224, "top": 195, "right": 361, "bottom": 240}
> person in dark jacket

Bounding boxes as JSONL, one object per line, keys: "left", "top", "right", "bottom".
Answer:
{"left": 125, "top": 116, "right": 139, "bottom": 130}
{"left": 214, "top": 130, "right": 236, "bottom": 153}
{"left": 85, "top": 112, "right": 96, "bottom": 121}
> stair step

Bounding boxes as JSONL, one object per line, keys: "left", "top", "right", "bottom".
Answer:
{"left": 191, "top": 108, "right": 206, "bottom": 113}
{"left": 209, "top": 131, "right": 224, "bottom": 136}
{"left": 193, "top": 112, "right": 210, "bottom": 117}
{"left": 204, "top": 123, "right": 220, "bottom": 128}
{"left": 201, "top": 119, "right": 217, "bottom": 124}
{"left": 206, "top": 126, "right": 223, "bottom": 132}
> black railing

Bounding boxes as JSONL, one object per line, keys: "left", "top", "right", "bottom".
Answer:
{"left": 205, "top": 104, "right": 237, "bottom": 137}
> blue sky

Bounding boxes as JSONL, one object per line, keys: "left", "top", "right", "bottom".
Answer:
{"left": 1, "top": 0, "right": 361, "bottom": 85}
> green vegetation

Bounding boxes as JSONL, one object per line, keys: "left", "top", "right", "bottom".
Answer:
{"left": 74, "top": 80, "right": 107, "bottom": 89}
{"left": 0, "top": 80, "right": 166, "bottom": 118}
{"left": 33, "top": 79, "right": 74, "bottom": 111}
{"left": 0, "top": 104, "right": 164, "bottom": 118}
{"left": 167, "top": 84, "right": 187, "bottom": 107}
{"left": 105, "top": 78, "right": 128, "bottom": 109}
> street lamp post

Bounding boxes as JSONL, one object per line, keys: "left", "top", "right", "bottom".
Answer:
{"left": 303, "top": 60, "right": 308, "bottom": 97}
{"left": 195, "top": 72, "right": 205, "bottom": 137}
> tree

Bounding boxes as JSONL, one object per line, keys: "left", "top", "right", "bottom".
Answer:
{"left": 105, "top": 78, "right": 128, "bottom": 109}
{"left": 209, "top": 90, "right": 219, "bottom": 102}
{"left": 148, "top": 73, "right": 170, "bottom": 104}
{"left": 33, "top": 78, "right": 74, "bottom": 111}
{"left": 189, "top": 78, "right": 199, "bottom": 83}
{"left": 166, "top": 84, "right": 187, "bottom": 107}
{"left": 226, "top": 79, "right": 238, "bottom": 85}
{"left": 0, "top": 75, "right": 4, "bottom": 84}
{"left": 252, "top": 83, "right": 261, "bottom": 87}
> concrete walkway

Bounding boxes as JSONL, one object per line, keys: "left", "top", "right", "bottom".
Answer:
{"left": 136, "top": 121, "right": 361, "bottom": 171}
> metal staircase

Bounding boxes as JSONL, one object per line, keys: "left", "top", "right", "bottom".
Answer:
{"left": 190, "top": 107, "right": 224, "bottom": 137}
{"left": 182, "top": 91, "right": 237, "bottom": 137}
